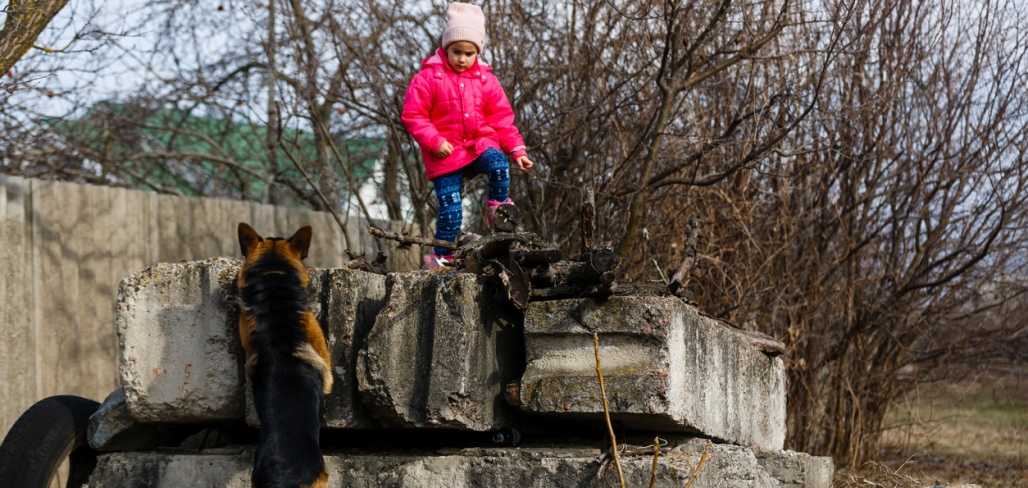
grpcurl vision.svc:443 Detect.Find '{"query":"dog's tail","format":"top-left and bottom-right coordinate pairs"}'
top-left (250, 354), bottom-right (328, 488)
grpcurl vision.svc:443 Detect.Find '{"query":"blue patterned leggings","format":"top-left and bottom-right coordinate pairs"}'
top-left (432, 147), bottom-right (510, 255)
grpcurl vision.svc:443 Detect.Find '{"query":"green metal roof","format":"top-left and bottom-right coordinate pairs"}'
top-left (45, 102), bottom-right (384, 203)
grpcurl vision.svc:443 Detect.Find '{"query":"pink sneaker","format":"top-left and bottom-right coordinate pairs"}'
top-left (487, 198), bottom-right (514, 227)
top-left (423, 253), bottom-right (454, 269)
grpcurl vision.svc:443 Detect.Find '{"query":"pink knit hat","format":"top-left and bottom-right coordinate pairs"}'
top-left (442, 2), bottom-right (486, 52)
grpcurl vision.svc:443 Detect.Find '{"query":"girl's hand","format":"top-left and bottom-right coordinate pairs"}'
top-left (515, 155), bottom-right (534, 172)
top-left (436, 140), bottom-right (454, 158)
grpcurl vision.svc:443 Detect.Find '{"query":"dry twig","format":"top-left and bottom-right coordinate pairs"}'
top-left (593, 333), bottom-right (625, 488)
top-left (0, 74), bottom-right (55, 93)
top-left (280, 146), bottom-right (350, 243)
top-left (368, 226), bottom-right (457, 250)
top-left (683, 440), bottom-right (712, 488)
top-left (648, 436), bottom-right (660, 488)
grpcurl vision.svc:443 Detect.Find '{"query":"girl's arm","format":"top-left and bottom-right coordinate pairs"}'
top-left (482, 76), bottom-right (527, 160)
top-left (402, 74), bottom-right (446, 153)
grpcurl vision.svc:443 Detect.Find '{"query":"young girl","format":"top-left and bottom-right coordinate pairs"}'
top-left (402, 2), bottom-right (533, 269)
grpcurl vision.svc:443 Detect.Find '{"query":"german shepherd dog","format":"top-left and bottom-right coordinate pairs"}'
top-left (237, 223), bottom-right (332, 488)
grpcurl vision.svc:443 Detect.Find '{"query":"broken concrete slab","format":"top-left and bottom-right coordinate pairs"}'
top-left (87, 388), bottom-right (168, 452)
top-left (88, 389), bottom-right (134, 451)
top-left (118, 258), bottom-right (244, 423)
top-left (518, 296), bottom-right (787, 451)
top-left (88, 443), bottom-right (833, 487)
top-left (87, 450), bottom-right (254, 488)
top-left (88, 388), bottom-right (207, 452)
top-left (118, 259), bottom-right (387, 427)
top-left (319, 268), bottom-right (389, 427)
top-left (755, 450), bottom-right (835, 488)
top-left (357, 271), bottom-right (524, 431)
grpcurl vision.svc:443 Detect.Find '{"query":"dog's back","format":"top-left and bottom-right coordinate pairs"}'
top-left (237, 223), bottom-right (331, 488)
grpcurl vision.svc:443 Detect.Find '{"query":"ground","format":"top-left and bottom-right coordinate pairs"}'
top-left (836, 366), bottom-right (1028, 487)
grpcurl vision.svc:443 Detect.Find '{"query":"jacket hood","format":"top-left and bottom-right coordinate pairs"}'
top-left (421, 47), bottom-right (491, 72)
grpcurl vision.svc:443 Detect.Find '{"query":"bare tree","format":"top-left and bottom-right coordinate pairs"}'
top-left (0, 0), bottom-right (69, 75)
top-left (664, 0), bottom-right (1028, 466)
top-left (4, 0), bottom-right (1027, 468)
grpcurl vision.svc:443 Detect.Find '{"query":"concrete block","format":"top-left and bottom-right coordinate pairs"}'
top-left (118, 258), bottom-right (244, 423)
top-left (319, 268), bottom-right (388, 427)
top-left (119, 258), bottom-right (388, 427)
top-left (756, 450), bottom-right (835, 488)
top-left (88, 450), bottom-right (254, 488)
top-left (357, 271), bottom-right (523, 431)
top-left (88, 389), bottom-right (136, 450)
top-left (87, 444), bottom-right (817, 487)
top-left (88, 388), bottom-right (184, 452)
top-left (519, 297), bottom-right (787, 451)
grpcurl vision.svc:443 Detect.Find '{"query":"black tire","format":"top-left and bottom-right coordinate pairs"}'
top-left (0, 395), bottom-right (101, 488)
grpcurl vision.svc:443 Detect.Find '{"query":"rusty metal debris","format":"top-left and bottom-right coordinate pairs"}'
top-left (343, 250), bottom-right (389, 275)
top-left (367, 203), bottom-right (623, 309)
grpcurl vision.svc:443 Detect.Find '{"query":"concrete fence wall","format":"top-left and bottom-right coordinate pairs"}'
top-left (0, 175), bottom-right (419, 439)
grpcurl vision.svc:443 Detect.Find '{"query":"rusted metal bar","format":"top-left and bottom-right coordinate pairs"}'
top-left (529, 256), bottom-right (619, 288)
top-left (511, 249), bottom-right (563, 267)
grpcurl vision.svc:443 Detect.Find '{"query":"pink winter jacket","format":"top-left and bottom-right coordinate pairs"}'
top-left (402, 48), bottom-right (527, 181)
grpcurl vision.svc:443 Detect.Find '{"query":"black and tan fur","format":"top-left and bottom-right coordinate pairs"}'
top-left (237, 223), bottom-right (332, 488)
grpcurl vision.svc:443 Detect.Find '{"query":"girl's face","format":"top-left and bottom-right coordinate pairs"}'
top-left (446, 41), bottom-right (479, 73)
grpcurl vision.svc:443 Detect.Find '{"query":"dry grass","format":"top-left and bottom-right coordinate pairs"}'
top-left (834, 461), bottom-right (923, 488)
top-left (837, 369), bottom-right (1028, 487)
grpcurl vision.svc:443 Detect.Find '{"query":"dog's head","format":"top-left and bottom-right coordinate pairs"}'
top-left (237, 222), bottom-right (312, 286)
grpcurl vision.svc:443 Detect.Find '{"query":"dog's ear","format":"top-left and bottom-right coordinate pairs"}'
top-left (288, 225), bottom-right (313, 260)
top-left (238, 222), bottom-right (263, 257)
